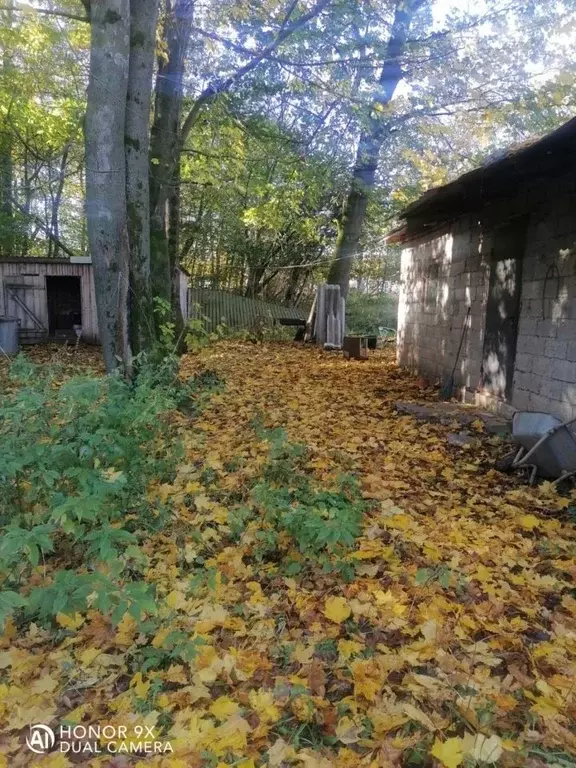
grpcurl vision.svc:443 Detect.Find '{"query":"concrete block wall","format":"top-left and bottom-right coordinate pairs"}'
top-left (398, 170), bottom-right (576, 418)
top-left (397, 215), bottom-right (490, 391)
top-left (510, 175), bottom-right (576, 419)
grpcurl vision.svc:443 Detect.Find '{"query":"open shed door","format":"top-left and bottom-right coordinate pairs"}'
top-left (4, 283), bottom-right (48, 343)
top-left (480, 219), bottom-right (526, 401)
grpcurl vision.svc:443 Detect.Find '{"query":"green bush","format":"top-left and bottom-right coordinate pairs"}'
top-left (230, 429), bottom-right (366, 579)
top-left (0, 354), bottom-right (205, 629)
top-left (345, 290), bottom-right (398, 336)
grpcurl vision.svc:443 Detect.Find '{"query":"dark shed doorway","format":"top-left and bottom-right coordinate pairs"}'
top-left (46, 276), bottom-right (82, 338)
top-left (480, 218), bottom-right (526, 401)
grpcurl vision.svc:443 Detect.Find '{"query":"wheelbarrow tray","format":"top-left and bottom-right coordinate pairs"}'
top-left (512, 411), bottom-right (576, 478)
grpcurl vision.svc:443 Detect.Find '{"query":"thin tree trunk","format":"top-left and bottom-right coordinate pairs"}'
top-left (21, 143), bottom-right (30, 256)
top-left (0, 9), bottom-right (14, 257)
top-left (51, 142), bottom-right (70, 258)
top-left (245, 264), bottom-right (266, 298)
top-left (80, 165), bottom-right (86, 255)
top-left (169, 165), bottom-right (186, 333)
top-left (327, 0), bottom-right (424, 297)
top-left (149, 0), bottom-right (194, 307)
top-left (85, 0), bottom-right (131, 373)
top-left (125, 0), bottom-right (159, 354)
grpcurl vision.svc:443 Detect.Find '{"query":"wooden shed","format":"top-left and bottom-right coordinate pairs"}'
top-left (0, 257), bottom-right (99, 344)
top-left (0, 257), bottom-right (190, 345)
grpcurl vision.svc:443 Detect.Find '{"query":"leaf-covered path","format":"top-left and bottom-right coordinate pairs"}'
top-left (172, 342), bottom-right (576, 767)
top-left (3, 342), bottom-right (576, 767)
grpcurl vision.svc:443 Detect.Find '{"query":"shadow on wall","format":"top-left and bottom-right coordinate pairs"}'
top-left (399, 201), bottom-right (576, 418)
top-left (398, 216), bottom-right (490, 394)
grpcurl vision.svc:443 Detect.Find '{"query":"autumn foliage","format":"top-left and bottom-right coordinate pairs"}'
top-left (0, 342), bottom-right (575, 767)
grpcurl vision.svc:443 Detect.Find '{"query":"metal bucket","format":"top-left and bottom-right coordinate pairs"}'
top-left (0, 317), bottom-right (20, 356)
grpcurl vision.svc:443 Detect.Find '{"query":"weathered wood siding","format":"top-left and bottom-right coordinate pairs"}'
top-left (0, 260), bottom-right (99, 344)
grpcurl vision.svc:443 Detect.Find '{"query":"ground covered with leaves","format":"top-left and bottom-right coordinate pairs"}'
top-left (1, 342), bottom-right (576, 767)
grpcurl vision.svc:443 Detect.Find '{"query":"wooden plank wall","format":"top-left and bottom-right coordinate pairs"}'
top-left (0, 261), bottom-right (99, 343)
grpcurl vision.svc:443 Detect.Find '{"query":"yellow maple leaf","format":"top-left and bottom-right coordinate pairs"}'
top-left (462, 732), bottom-right (503, 763)
top-left (31, 755), bottom-right (71, 768)
top-left (115, 613), bottom-right (137, 646)
top-left (56, 612), bottom-right (84, 631)
top-left (164, 663), bottom-right (188, 684)
top-left (338, 638), bottom-right (364, 660)
top-left (431, 737), bottom-right (464, 767)
top-left (210, 695), bottom-right (241, 721)
top-left (518, 514), bottom-right (540, 530)
top-left (268, 737), bottom-right (297, 766)
top-left (323, 596), bottom-right (351, 623)
top-left (336, 716), bottom-right (363, 745)
top-left (402, 702), bottom-right (436, 731)
top-left (291, 643), bottom-right (315, 664)
top-left (130, 672), bottom-right (151, 699)
top-left (156, 693), bottom-right (171, 709)
top-left (350, 659), bottom-right (381, 702)
top-left (249, 688), bottom-right (280, 723)
top-left (78, 647), bottom-right (101, 667)
top-left (291, 695), bottom-right (314, 722)
top-left (166, 589), bottom-right (187, 610)
top-left (63, 704), bottom-right (86, 724)
top-left (30, 676), bottom-right (59, 694)
top-left (206, 715), bottom-right (250, 754)
top-left (151, 626), bottom-right (171, 649)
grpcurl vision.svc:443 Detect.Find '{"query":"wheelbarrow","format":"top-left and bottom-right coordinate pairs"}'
top-left (508, 411), bottom-right (576, 485)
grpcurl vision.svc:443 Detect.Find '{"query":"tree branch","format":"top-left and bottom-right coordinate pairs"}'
top-left (9, 195), bottom-right (80, 259)
top-left (180, 0), bottom-right (333, 146)
top-left (0, 2), bottom-right (89, 22)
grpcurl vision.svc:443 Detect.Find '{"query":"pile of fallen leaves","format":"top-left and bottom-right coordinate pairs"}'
top-left (1, 341), bottom-right (575, 767)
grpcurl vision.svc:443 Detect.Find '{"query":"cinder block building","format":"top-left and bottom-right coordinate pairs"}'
top-left (389, 117), bottom-right (576, 419)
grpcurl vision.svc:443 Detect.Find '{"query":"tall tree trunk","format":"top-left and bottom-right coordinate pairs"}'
top-left (149, 0), bottom-right (194, 309)
top-left (50, 142), bottom-right (70, 258)
top-left (151, 0), bottom-right (329, 317)
top-left (21, 143), bottom-right (30, 256)
top-left (327, 0), bottom-right (424, 297)
top-left (0, 9), bottom-right (14, 257)
top-left (168, 163), bottom-right (186, 339)
top-left (285, 264), bottom-right (302, 304)
top-left (125, 0), bottom-right (159, 355)
top-left (0, 134), bottom-right (13, 257)
top-left (80, 165), bottom-right (87, 255)
top-left (85, 0), bottom-right (131, 373)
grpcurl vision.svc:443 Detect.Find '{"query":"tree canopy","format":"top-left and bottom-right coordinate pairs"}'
top-left (1, 0), bottom-right (575, 365)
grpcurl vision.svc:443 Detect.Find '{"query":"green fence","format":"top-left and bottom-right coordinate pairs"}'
top-left (189, 289), bottom-right (307, 331)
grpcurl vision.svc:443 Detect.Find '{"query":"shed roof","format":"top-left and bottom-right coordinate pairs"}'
top-left (0, 257), bottom-right (73, 264)
top-left (387, 117), bottom-right (576, 244)
top-left (0, 256), bottom-right (189, 274)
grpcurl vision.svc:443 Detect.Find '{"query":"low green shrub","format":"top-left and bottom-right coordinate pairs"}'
top-left (345, 290), bottom-right (398, 336)
top-left (0, 353), bottom-right (213, 629)
top-left (229, 428), bottom-right (366, 579)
